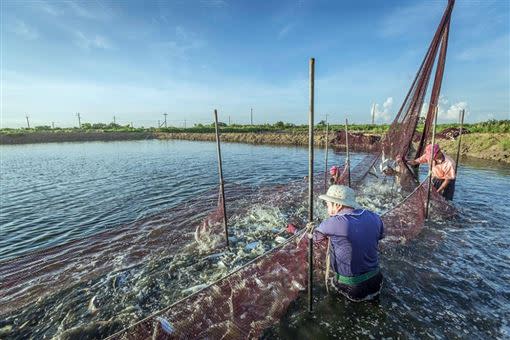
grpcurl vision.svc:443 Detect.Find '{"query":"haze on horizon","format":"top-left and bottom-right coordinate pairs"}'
top-left (1, 0), bottom-right (509, 128)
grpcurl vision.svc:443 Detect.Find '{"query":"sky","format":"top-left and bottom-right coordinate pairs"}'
top-left (1, 0), bottom-right (509, 128)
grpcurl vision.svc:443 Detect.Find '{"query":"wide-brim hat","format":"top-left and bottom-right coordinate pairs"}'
top-left (319, 185), bottom-right (361, 209)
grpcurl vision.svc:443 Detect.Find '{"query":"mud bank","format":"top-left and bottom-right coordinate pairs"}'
top-left (1, 131), bottom-right (508, 163)
top-left (154, 131), bottom-right (380, 152)
top-left (0, 131), bottom-right (153, 144)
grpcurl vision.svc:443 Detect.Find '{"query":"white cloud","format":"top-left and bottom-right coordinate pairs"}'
top-left (10, 20), bottom-right (39, 40)
top-left (199, 0), bottom-right (228, 8)
top-left (74, 31), bottom-right (112, 50)
top-left (373, 97), bottom-right (393, 122)
top-left (457, 34), bottom-right (510, 61)
top-left (152, 26), bottom-right (205, 59)
top-left (422, 97), bottom-right (469, 121)
top-left (277, 23), bottom-right (294, 39)
top-left (379, 1), bottom-right (443, 38)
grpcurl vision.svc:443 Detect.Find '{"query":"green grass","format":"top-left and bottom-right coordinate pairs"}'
top-left (1, 119), bottom-right (509, 135)
top-left (501, 138), bottom-right (510, 151)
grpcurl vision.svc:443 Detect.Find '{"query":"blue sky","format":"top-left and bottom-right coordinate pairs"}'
top-left (2, 0), bottom-right (509, 128)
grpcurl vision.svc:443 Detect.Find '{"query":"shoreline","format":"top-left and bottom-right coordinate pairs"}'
top-left (1, 131), bottom-right (508, 164)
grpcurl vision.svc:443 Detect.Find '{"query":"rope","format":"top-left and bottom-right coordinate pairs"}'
top-left (325, 238), bottom-right (331, 293)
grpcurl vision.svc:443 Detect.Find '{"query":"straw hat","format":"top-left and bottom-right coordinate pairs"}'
top-left (319, 185), bottom-right (360, 209)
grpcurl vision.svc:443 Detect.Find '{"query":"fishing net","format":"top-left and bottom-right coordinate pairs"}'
top-left (3, 2), bottom-right (458, 339)
top-left (107, 2), bottom-right (458, 338)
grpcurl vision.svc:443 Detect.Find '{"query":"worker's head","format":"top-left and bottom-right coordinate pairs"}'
top-left (319, 185), bottom-right (360, 216)
top-left (329, 165), bottom-right (339, 176)
top-left (425, 143), bottom-right (444, 162)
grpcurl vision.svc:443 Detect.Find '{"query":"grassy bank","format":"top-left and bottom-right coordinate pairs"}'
top-left (1, 120), bottom-right (509, 163)
top-left (438, 133), bottom-right (510, 163)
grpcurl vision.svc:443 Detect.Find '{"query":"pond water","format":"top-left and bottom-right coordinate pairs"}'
top-left (0, 140), bottom-right (509, 339)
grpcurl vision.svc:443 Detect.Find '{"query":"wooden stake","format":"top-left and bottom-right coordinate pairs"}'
top-left (308, 58), bottom-right (315, 313)
top-left (345, 118), bottom-right (351, 188)
top-left (454, 109), bottom-right (465, 175)
top-left (324, 122), bottom-right (329, 191)
top-left (425, 107), bottom-right (438, 219)
top-left (214, 109), bottom-right (230, 249)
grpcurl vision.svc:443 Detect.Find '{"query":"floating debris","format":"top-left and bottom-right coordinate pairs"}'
top-left (156, 317), bottom-right (175, 335)
top-left (87, 296), bottom-right (98, 315)
top-left (245, 241), bottom-right (260, 251)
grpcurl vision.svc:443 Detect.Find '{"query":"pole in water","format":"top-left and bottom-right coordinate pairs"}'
top-left (425, 107), bottom-right (438, 219)
top-left (454, 109), bottom-right (465, 175)
top-left (345, 118), bottom-right (351, 188)
top-left (307, 57), bottom-right (315, 313)
top-left (324, 122), bottom-right (329, 191)
top-left (214, 109), bottom-right (230, 249)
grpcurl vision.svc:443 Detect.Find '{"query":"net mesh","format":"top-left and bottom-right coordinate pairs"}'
top-left (108, 1), bottom-right (457, 338)
top-left (2, 2), bottom-right (458, 339)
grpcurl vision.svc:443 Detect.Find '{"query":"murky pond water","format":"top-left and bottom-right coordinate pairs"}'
top-left (1, 140), bottom-right (509, 339)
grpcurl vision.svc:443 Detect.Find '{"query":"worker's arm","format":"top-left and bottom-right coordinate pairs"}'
top-left (436, 178), bottom-right (450, 193)
top-left (407, 154), bottom-right (428, 166)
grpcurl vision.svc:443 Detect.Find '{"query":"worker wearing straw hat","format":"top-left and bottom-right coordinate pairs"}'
top-left (314, 185), bottom-right (384, 302)
top-left (407, 143), bottom-right (456, 200)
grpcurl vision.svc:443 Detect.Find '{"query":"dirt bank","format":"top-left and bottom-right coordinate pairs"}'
top-left (437, 133), bottom-right (509, 163)
top-left (156, 131), bottom-right (509, 163)
top-left (0, 131), bottom-right (154, 144)
top-left (154, 131), bottom-right (379, 152)
top-left (2, 130), bottom-right (508, 164)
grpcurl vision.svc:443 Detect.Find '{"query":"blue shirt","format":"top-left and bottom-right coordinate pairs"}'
top-left (314, 209), bottom-right (384, 277)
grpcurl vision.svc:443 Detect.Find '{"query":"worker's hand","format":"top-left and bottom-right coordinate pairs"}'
top-left (286, 223), bottom-right (297, 234)
top-left (305, 222), bottom-right (315, 240)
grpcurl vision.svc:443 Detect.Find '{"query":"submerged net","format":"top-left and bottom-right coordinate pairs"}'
top-left (108, 2), bottom-right (457, 338)
top-left (3, 2), bottom-right (459, 339)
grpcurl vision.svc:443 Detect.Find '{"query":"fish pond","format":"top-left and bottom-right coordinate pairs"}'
top-left (0, 140), bottom-right (509, 339)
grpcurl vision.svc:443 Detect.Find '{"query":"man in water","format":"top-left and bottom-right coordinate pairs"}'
top-left (407, 143), bottom-right (456, 200)
top-left (314, 185), bottom-right (384, 302)
top-left (329, 165), bottom-right (342, 185)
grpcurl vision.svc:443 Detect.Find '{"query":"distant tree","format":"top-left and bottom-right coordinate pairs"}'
top-left (92, 123), bottom-right (108, 129)
top-left (34, 125), bottom-right (51, 130)
top-left (105, 123), bottom-right (120, 129)
top-left (274, 121), bottom-right (285, 129)
top-left (317, 120), bottom-right (326, 127)
top-left (81, 123), bottom-right (92, 129)
top-left (210, 122), bottom-right (227, 127)
top-left (418, 116), bottom-right (426, 125)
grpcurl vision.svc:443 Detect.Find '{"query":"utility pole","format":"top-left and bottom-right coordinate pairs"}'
top-left (371, 103), bottom-right (376, 125)
top-left (163, 113), bottom-right (168, 128)
top-left (52, 121), bottom-right (55, 129)
top-left (113, 115), bottom-right (116, 125)
top-left (250, 108), bottom-right (253, 125)
top-left (184, 120), bottom-right (187, 128)
top-left (76, 112), bottom-right (81, 128)
top-left (228, 115), bottom-right (231, 125)
top-left (25, 114), bottom-right (30, 129)
top-left (158, 120), bottom-right (160, 128)
top-left (130, 122), bottom-right (133, 128)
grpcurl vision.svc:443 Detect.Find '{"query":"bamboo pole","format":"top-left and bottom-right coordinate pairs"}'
top-left (214, 109), bottom-right (230, 249)
top-left (454, 109), bottom-right (465, 175)
top-left (324, 122), bottom-right (329, 191)
top-left (345, 119), bottom-right (351, 188)
top-left (425, 107), bottom-right (438, 219)
top-left (307, 58), bottom-right (315, 313)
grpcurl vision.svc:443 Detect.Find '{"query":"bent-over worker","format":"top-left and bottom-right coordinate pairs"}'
top-left (314, 185), bottom-right (384, 302)
top-left (407, 143), bottom-right (456, 200)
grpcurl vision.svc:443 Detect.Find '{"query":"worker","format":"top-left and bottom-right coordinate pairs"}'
top-left (314, 185), bottom-right (384, 302)
top-left (407, 143), bottom-right (456, 200)
top-left (329, 165), bottom-right (342, 185)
